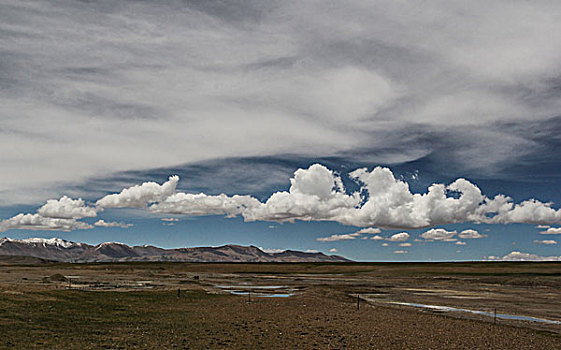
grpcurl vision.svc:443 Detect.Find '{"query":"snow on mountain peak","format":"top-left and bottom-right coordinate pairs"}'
top-left (0, 237), bottom-right (79, 248)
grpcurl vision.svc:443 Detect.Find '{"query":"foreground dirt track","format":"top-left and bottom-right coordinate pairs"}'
top-left (0, 262), bottom-right (560, 349)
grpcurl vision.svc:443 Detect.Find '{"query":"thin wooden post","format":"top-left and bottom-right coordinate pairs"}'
top-left (357, 294), bottom-right (360, 311)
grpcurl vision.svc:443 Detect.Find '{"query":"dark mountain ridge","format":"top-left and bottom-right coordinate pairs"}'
top-left (0, 237), bottom-right (352, 263)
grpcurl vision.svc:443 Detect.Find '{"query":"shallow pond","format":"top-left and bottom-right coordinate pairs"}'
top-left (215, 284), bottom-right (295, 298)
top-left (390, 301), bottom-right (561, 325)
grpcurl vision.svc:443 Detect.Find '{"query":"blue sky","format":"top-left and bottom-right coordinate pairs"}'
top-left (1, 0), bottom-right (561, 261)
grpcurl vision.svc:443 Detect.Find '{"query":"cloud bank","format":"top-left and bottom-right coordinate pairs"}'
top-left (144, 164), bottom-right (561, 229)
top-left (3, 164), bottom-right (561, 232)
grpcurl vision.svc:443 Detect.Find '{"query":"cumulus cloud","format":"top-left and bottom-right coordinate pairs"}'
top-left (356, 227), bottom-right (381, 234)
top-left (386, 232), bottom-right (410, 242)
top-left (534, 240), bottom-right (557, 245)
top-left (161, 218), bottom-right (179, 222)
top-left (456, 241), bottom-right (467, 246)
top-left (240, 165), bottom-right (561, 228)
top-left (96, 176), bottom-right (179, 208)
top-left (371, 235), bottom-right (384, 240)
top-left (393, 250), bottom-right (408, 254)
top-left (94, 220), bottom-right (133, 229)
top-left (381, 243), bottom-right (389, 247)
top-left (487, 251), bottom-right (561, 261)
top-left (458, 229), bottom-right (486, 239)
top-left (329, 248), bottom-right (338, 253)
top-left (242, 164), bottom-right (360, 223)
top-left (150, 192), bottom-right (260, 217)
top-left (540, 227), bottom-right (561, 235)
top-left (37, 196), bottom-right (98, 219)
top-left (317, 233), bottom-right (361, 242)
top-left (0, 213), bottom-right (92, 232)
top-left (132, 162), bottom-right (554, 229)
top-left (398, 242), bottom-right (412, 247)
top-left (3, 163), bottom-right (561, 233)
top-left (0, 195), bottom-right (97, 232)
top-left (420, 228), bottom-right (457, 242)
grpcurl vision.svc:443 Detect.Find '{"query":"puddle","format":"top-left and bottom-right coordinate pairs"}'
top-left (229, 291), bottom-right (293, 298)
top-left (390, 302), bottom-right (561, 325)
top-left (215, 285), bottom-right (287, 290)
top-left (215, 284), bottom-right (295, 298)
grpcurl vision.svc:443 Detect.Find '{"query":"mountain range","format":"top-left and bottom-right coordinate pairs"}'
top-left (0, 237), bottom-right (352, 263)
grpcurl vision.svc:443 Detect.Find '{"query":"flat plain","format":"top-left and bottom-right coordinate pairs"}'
top-left (0, 261), bottom-right (560, 349)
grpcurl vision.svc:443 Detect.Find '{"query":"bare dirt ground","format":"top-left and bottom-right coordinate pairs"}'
top-left (0, 261), bottom-right (559, 349)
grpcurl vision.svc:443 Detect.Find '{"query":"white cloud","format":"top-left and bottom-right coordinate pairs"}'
top-left (0, 213), bottom-right (92, 232)
top-left (398, 242), bottom-right (412, 247)
top-left (381, 243), bottom-right (389, 247)
top-left (540, 227), bottom-right (561, 235)
top-left (458, 229), bottom-right (486, 239)
top-left (487, 251), bottom-right (561, 261)
top-left (0, 196), bottom-right (97, 232)
top-left (356, 227), bottom-right (381, 234)
top-left (150, 192), bottom-right (260, 217)
top-left (537, 225), bottom-right (550, 229)
top-left (161, 218), bottom-right (179, 222)
top-left (534, 240), bottom-right (557, 245)
top-left (371, 235), bottom-right (384, 240)
top-left (37, 196), bottom-right (98, 219)
top-left (242, 164), bottom-right (360, 223)
top-left (420, 228), bottom-right (457, 242)
top-left (305, 249), bottom-right (319, 253)
top-left (242, 165), bottom-right (561, 228)
top-left (456, 241), bottom-right (466, 246)
top-left (393, 250), bottom-right (408, 254)
top-left (329, 248), bottom-right (338, 253)
top-left (259, 247), bottom-right (286, 254)
top-left (94, 219), bottom-right (133, 229)
top-left (317, 233), bottom-right (361, 242)
top-left (386, 232), bottom-right (410, 242)
top-left (96, 176), bottom-right (179, 208)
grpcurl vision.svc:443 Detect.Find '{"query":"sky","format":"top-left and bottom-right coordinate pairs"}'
top-left (1, 0), bottom-right (561, 261)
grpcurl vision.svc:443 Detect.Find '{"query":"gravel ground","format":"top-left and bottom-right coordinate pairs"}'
top-left (181, 288), bottom-right (561, 349)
